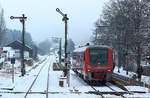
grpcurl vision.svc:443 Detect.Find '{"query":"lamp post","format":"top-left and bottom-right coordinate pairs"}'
top-left (10, 14), bottom-right (27, 76)
top-left (56, 8), bottom-right (70, 87)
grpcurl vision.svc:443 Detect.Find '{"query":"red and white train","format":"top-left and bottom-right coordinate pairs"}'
top-left (72, 45), bottom-right (114, 83)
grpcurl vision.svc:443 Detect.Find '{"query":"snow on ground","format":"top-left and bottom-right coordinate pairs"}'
top-left (106, 83), bottom-right (124, 92)
top-left (0, 55), bottom-right (103, 98)
top-left (114, 66), bottom-right (150, 85)
top-left (0, 54), bottom-right (150, 98)
top-left (114, 67), bottom-right (135, 78)
top-left (0, 72), bottom-right (13, 89)
top-left (125, 93), bottom-right (150, 98)
top-left (125, 86), bottom-right (149, 92)
top-left (0, 55), bottom-right (47, 90)
top-left (69, 71), bottom-right (94, 92)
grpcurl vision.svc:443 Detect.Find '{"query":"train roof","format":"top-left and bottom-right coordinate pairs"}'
top-left (73, 45), bottom-right (111, 53)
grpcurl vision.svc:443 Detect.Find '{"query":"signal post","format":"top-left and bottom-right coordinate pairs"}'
top-left (56, 8), bottom-right (70, 87)
top-left (10, 14), bottom-right (27, 76)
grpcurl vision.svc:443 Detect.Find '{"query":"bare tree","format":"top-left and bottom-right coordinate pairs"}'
top-left (92, 0), bottom-right (150, 71)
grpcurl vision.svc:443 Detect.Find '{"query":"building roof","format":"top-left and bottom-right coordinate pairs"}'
top-left (6, 40), bottom-right (32, 51)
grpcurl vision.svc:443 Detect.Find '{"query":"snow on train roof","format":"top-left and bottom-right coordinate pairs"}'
top-left (74, 45), bottom-right (111, 52)
top-left (74, 46), bottom-right (87, 52)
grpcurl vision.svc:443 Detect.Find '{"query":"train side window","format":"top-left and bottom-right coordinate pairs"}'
top-left (73, 55), bottom-right (76, 59)
top-left (72, 53), bottom-right (77, 59)
top-left (83, 53), bottom-right (85, 61)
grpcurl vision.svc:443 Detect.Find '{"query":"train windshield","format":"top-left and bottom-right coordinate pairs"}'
top-left (89, 48), bottom-right (108, 65)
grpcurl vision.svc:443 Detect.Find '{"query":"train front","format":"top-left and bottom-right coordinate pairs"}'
top-left (84, 46), bottom-right (113, 82)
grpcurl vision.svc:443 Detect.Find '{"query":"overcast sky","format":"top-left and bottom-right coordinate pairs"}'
top-left (1, 0), bottom-right (107, 46)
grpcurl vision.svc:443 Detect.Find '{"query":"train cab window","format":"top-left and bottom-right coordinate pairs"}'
top-left (89, 48), bottom-right (108, 65)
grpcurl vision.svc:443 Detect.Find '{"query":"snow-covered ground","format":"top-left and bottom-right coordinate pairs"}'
top-left (114, 66), bottom-right (150, 85)
top-left (0, 55), bottom-right (47, 89)
top-left (0, 54), bottom-right (150, 98)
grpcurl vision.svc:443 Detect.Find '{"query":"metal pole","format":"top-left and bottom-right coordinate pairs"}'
top-left (64, 14), bottom-right (70, 87)
top-left (137, 42), bottom-right (142, 81)
top-left (95, 28), bottom-right (98, 45)
top-left (126, 43), bottom-right (128, 75)
top-left (59, 38), bottom-right (62, 64)
top-left (12, 64), bottom-right (14, 83)
top-left (10, 14), bottom-right (27, 76)
top-left (21, 14), bottom-right (26, 76)
top-left (125, 32), bottom-right (128, 75)
top-left (65, 17), bottom-right (70, 87)
top-left (56, 8), bottom-right (69, 87)
top-left (64, 15), bottom-right (68, 76)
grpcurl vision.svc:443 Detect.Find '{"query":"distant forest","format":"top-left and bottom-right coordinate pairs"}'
top-left (1, 29), bottom-right (33, 47)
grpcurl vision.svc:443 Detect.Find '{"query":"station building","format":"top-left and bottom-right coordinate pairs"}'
top-left (6, 40), bottom-right (33, 58)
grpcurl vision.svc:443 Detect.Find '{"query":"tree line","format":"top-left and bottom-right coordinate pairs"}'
top-left (92, 0), bottom-right (150, 72)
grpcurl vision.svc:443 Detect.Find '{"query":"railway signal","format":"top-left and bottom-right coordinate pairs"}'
top-left (10, 14), bottom-right (27, 76)
top-left (56, 8), bottom-right (70, 87)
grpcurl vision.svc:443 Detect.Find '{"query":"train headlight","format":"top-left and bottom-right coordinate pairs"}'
top-left (87, 69), bottom-right (91, 72)
top-left (107, 70), bottom-right (111, 72)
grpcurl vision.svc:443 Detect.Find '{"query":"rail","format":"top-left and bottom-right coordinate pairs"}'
top-left (106, 84), bottom-right (127, 98)
top-left (26, 55), bottom-right (48, 73)
top-left (90, 86), bottom-right (105, 98)
top-left (24, 56), bottom-right (50, 98)
top-left (46, 58), bottom-right (52, 98)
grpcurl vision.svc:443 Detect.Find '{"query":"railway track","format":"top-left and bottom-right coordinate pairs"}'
top-left (24, 56), bottom-right (52, 98)
top-left (46, 56), bottom-right (54, 98)
top-left (72, 70), bottom-right (130, 97)
top-left (89, 86), bottom-right (105, 98)
top-left (88, 83), bottom-right (128, 98)
top-left (26, 56), bottom-right (48, 73)
top-left (105, 83), bottom-right (127, 98)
